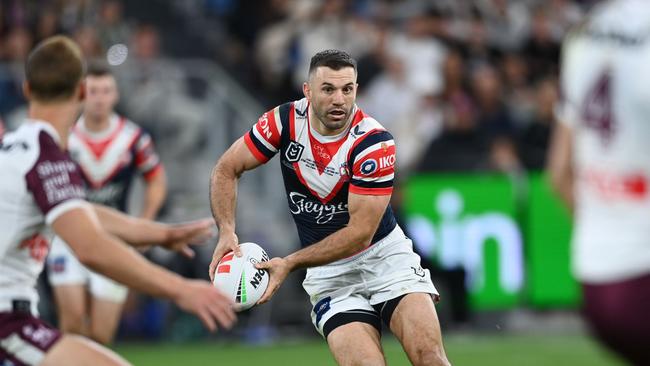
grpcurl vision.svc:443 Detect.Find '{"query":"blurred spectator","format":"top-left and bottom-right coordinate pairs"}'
top-left (73, 25), bottom-right (104, 58)
top-left (523, 6), bottom-right (561, 81)
top-left (500, 52), bottom-right (536, 126)
top-left (96, 0), bottom-right (131, 50)
top-left (291, 0), bottom-right (378, 89)
top-left (518, 77), bottom-right (558, 170)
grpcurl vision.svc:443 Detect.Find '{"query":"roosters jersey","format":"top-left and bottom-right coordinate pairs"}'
top-left (244, 98), bottom-right (397, 247)
top-left (0, 121), bottom-right (86, 313)
top-left (557, 0), bottom-right (650, 282)
top-left (69, 114), bottom-right (162, 210)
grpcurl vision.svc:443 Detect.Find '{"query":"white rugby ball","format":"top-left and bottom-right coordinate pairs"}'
top-left (212, 242), bottom-right (270, 311)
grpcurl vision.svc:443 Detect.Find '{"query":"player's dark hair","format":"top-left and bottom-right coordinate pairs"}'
top-left (86, 61), bottom-right (113, 77)
top-left (308, 50), bottom-right (357, 76)
top-left (25, 35), bottom-right (85, 102)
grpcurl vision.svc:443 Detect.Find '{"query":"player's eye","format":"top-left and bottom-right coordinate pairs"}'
top-left (322, 87), bottom-right (334, 93)
top-left (343, 86), bottom-right (353, 94)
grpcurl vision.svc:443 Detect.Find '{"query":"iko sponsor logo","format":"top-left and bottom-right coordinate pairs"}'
top-left (288, 192), bottom-right (348, 224)
top-left (379, 154), bottom-right (395, 169)
top-left (285, 141), bottom-right (304, 162)
top-left (360, 159), bottom-right (378, 175)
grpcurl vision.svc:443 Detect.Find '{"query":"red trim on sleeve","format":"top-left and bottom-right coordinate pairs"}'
top-left (349, 185), bottom-right (393, 196)
top-left (244, 133), bottom-right (271, 163)
top-left (143, 164), bottom-right (164, 182)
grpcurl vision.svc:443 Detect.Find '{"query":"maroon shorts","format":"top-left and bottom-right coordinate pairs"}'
top-left (582, 273), bottom-right (650, 366)
top-left (0, 312), bottom-right (62, 366)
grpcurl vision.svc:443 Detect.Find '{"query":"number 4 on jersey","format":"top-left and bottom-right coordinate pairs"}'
top-left (582, 71), bottom-right (615, 145)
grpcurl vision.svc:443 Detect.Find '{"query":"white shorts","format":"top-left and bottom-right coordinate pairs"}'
top-left (302, 225), bottom-right (438, 337)
top-left (47, 236), bottom-right (129, 303)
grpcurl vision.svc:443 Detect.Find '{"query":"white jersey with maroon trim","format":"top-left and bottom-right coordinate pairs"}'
top-left (70, 114), bottom-right (162, 210)
top-left (0, 121), bottom-right (86, 312)
top-left (557, 0), bottom-right (650, 283)
top-left (244, 98), bottom-right (398, 247)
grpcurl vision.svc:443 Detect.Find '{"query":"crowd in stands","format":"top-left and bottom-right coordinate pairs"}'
top-left (0, 0), bottom-right (593, 176)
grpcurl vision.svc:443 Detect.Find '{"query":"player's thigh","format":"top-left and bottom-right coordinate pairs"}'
top-left (41, 335), bottom-right (130, 366)
top-left (89, 297), bottom-right (125, 345)
top-left (389, 293), bottom-right (449, 366)
top-left (327, 322), bottom-right (385, 366)
top-left (51, 285), bottom-right (88, 333)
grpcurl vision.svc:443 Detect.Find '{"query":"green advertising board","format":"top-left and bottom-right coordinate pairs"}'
top-left (403, 173), bottom-right (579, 310)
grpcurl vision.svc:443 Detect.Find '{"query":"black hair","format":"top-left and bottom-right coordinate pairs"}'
top-left (308, 49), bottom-right (357, 76)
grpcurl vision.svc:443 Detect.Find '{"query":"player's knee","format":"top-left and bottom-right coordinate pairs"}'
top-left (59, 311), bottom-right (86, 334)
top-left (410, 345), bottom-right (450, 366)
top-left (89, 325), bottom-right (115, 345)
top-left (344, 357), bottom-right (385, 366)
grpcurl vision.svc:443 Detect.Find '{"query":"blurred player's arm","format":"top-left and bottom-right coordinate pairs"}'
top-left (92, 203), bottom-right (211, 257)
top-left (208, 136), bottom-right (263, 278)
top-left (256, 192), bottom-right (391, 304)
top-left (52, 204), bottom-right (236, 331)
top-left (547, 121), bottom-right (575, 212)
top-left (140, 166), bottom-right (167, 220)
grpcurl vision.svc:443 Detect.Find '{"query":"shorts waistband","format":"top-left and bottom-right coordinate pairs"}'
top-left (0, 299), bottom-right (33, 314)
top-left (326, 225), bottom-right (407, 266)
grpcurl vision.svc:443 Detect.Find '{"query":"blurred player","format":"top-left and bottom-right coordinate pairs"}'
top-left (209, 50), bottom-right (450, 366)
top-left (548, 1), bottom-right (650, 364)
top-left (0, 36), bottom-right (236, 366)
top-left (46, 62), bottom-right (167, 345)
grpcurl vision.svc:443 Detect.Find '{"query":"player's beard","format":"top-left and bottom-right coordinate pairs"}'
top-left (314, 104), bottom-right (354, 133)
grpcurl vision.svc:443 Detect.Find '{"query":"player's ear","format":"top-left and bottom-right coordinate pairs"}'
top-left (22, 81), bottom-right (31, 100)
top-left (302, 81), bottom-right (311, 101)
top-left (77, 80), bottom-right (86, 101)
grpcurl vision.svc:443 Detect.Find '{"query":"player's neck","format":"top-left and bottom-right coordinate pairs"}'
top-left (28, 101), bottom-right (79, 149)
top-left (83, 113), bottom-right (112, 133)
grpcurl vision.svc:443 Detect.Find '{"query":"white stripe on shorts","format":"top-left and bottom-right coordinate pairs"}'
top-left (0, 333), bottom-right (45, 365)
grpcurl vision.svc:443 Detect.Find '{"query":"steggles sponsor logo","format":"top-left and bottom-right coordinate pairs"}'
top-left (289, 192), bottom-right (348, 224)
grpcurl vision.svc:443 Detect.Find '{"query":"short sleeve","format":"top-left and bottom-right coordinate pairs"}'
top-left (243, 106), bottom-right (283, 164)
top-left (25, 131), bottom-right (87, 224)
top-left (134, 130), bottom-right (163, 181)
top-left (348, 130), bottom-right (396, 196)
top-left (556, 33), bottom-right (581, 128)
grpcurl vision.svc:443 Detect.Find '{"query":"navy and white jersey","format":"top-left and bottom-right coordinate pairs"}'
top-left (0, 121), bottom-right (86, 312)
top-left (244, 98), bottom-right (397, 247)
top-left (69, 114), bottom-right (162, 210)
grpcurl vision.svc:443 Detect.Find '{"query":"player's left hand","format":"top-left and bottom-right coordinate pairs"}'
top-left (161, 218), bottom-right (215, 258)
top-left (255, 257), bottom-right (291, 304)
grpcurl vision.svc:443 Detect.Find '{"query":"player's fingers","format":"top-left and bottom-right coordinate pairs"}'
top-left (209, 301), bottom-right (236, 329)
top-left (179, 245), bottom-right (195, 258)
top-left (233, 244), bottom-right (243, 257)
top-left (257, 282), bottom-right (278, 305)
top-left (197, 308), bottom-right (217, 332)
top-left (209, 259), bottom-right (219, 282)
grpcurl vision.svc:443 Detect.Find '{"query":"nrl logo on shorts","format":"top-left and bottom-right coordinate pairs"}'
top-left (285, 141), bottom-right (304, 162)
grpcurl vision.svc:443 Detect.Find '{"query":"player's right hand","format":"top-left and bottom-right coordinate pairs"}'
top-left (174, 279), bottom-right (237, 332)
top-left (209, 231), bottom-right (242, 282)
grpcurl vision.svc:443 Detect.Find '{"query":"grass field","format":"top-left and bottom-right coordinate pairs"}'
top-left (115, 333), bottom-right (624, 366)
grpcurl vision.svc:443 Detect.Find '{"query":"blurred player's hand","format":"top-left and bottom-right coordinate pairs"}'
top-left (254, 257), bottom-right (291, 305)
top-left (209, 231), bottom-right (242, 282)
top-left (161, 219), bottom-right (214, 258)
top-left (174, 279), bottom-right (237, 332)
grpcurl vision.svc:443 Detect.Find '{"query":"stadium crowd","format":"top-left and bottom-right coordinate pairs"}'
top-left (1, 0), bottom-right (592, 174)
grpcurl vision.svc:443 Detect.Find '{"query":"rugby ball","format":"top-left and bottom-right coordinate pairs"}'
top-left (212, 242), bottom-right (270, 311)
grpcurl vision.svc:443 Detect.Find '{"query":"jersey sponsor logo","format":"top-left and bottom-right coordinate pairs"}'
top-left (258, 113), bottom-right (273, 140)
top-left (86, 184), bottom-right (123, 205)
top-left (360, 159), bottom-right (378, 176)
top-left (286, 141), bottom-right (304, 162)
top-left (288, 192), bottom-right (348, 224)
top-left (379, 154), bottom-right (395, 169)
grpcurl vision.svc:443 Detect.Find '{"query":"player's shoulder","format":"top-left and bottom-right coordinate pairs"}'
top-left (1, 121), bottom-right (67, 174)
top-left (349, 108), bottom-right (392, 142)
top-left (119, 115), bottom-right (144, 136)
